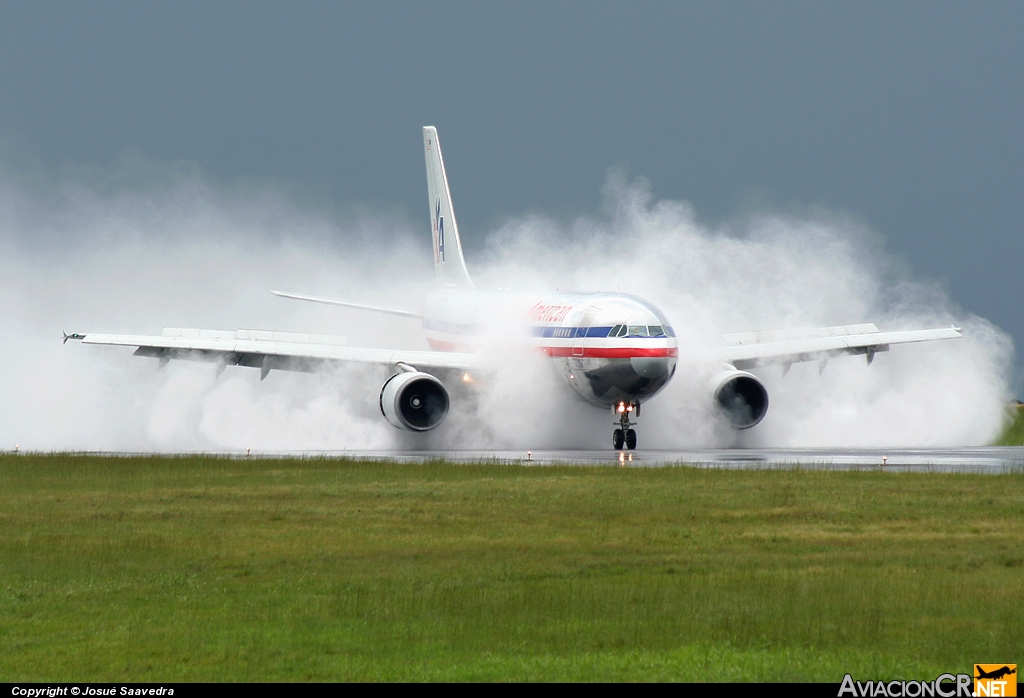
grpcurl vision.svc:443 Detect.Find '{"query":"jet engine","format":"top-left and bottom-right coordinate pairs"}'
top-left (379, 371), bottom-right (450, 431)
top-left (709, 369), bottom-right (769, 429)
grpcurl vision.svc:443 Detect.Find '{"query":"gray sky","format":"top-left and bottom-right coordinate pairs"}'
top-left (2, 1), bottom-right (1021, 392)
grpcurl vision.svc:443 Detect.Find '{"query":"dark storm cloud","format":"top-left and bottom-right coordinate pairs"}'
top-left (0, 1), bottom-right (1020, 391)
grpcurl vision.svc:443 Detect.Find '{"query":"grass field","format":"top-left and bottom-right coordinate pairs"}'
top-left (1, 454), bottom-right (1021, 682)
top-left (997, 404), bottom-right (1024, 445)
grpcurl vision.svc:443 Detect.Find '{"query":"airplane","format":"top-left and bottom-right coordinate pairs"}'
top-left (975, 666), bottom-right (1016, 681)
top-left (65, 127), bottom-right (963, 449)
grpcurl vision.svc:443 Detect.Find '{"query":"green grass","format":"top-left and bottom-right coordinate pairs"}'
top-left (1, 454), bottom-right (1021, 681)
top-left (996, 404), bottom-right (1024, 445)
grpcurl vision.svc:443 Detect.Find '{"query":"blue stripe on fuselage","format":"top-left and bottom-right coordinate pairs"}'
top-left (425, 321), bottom-right (673, 339)
top-left (532, 326), bottom-right (615, 338)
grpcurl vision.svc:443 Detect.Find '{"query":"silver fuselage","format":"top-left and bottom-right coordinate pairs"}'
top-left (421, 288), bottom-right (678, 407)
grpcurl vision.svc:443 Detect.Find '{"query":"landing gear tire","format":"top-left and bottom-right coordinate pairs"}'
top-left (613, 428), bottom-right (624, 450)
top-left (625, 428), bottom-right (637, 450)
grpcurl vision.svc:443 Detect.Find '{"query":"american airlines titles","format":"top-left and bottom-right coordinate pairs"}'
top-left (528, 303), bottom-right (574, 323)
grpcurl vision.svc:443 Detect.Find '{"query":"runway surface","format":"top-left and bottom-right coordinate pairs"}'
top-left (252, 447), bottom-right (1024, 473)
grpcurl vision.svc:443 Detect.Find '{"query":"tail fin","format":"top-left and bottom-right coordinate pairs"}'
top-left (423, 126), bottom-right (473, 288)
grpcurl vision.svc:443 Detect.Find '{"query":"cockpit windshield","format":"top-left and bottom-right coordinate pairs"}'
top-left (607, 324), bottom-right (675, 338)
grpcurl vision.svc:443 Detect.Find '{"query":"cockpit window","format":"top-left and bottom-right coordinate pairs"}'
top-left (609, 324), bottom-right (674, 338)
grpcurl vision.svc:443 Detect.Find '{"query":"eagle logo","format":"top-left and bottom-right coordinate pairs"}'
top-left (433, 197), bottom-right (446, 264)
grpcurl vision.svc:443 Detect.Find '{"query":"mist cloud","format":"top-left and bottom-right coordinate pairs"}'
top-left (0, 160), bottom-right (1013, 451)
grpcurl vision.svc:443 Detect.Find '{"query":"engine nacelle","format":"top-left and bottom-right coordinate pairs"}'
top-left (379, 371), bottom-right (450, 431)
top-left (709, 369), bottom-right (769, 429)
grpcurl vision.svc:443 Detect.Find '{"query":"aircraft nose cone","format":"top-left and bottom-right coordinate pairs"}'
top-left (630, 357), bottom-right (674, 378)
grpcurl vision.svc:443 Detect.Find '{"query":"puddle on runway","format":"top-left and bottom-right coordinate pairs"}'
top-left (190, 447), bottom-right (1024, 473)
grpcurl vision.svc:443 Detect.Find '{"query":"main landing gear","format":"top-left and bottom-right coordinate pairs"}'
top-left (612, 401), bottom-right (639, 450)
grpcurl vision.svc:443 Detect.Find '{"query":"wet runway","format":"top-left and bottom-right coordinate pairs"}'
top-left (286, 447), bottom-right (1024, 473)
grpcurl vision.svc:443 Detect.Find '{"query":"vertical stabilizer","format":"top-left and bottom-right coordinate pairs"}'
top-left (423, 126), bottom-right (473, 288)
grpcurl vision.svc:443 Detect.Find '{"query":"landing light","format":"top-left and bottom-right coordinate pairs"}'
top-left (462, 373), bottom-right (472, 383)
top-left (617, 404), bottom-right (626, 413)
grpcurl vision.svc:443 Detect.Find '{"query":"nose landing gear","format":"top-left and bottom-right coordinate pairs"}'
top-left (612, 428), bottom-right (637, 449)
top-left (612, 401), bottom-right (639, 450)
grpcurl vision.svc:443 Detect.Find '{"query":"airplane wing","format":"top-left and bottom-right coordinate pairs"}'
top-left (708, 323), bottom-right (962, 370)
top-left (72, 327), bottom-right (478, 379)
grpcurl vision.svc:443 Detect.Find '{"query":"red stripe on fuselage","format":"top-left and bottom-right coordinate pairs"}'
top-left (541, 346), bottom-right (678, 358)
top-left (427, 337), bottom-right (678, 359)
top-left (427, 338), bottom-right (465, 352)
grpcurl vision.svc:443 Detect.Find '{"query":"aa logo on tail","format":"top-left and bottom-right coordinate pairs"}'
top-left (433, 198), bottom-right (446, 264)
top-left (975, 664), bottom-right (1017, 697)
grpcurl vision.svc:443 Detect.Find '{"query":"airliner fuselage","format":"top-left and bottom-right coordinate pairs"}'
top-left (421, 288), bottom-right (678, 408)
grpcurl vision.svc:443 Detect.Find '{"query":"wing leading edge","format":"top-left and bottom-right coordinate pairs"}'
top-left (75, 327), bottom-right (477, 380)
top-left (710, 323), bottom-right (962, 370)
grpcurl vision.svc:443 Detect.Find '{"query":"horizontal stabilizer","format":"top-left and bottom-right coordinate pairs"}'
top-left (271, 291), bottom-right (422, 319)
